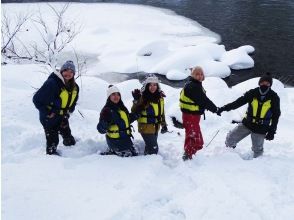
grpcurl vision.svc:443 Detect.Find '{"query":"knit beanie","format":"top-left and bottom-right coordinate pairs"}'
top-left (141, 74), bottom-right (161, 93)
top-left (60, 60), bottom-right (76, 75)
top-left (107, 85), bottom-right (120, 98)
top-left (258, 72), bottom-right (273, 86)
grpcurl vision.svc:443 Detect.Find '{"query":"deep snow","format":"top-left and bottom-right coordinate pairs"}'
top-left (2, 64), bottom-right (294, 220)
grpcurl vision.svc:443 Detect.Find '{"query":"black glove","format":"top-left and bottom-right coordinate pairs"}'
top-left (161, 125), bottom-right (168, 134)
top-left (132, 89), bottom-right (141, 100)
top-left (100, 108), bottom-right (112, 123)
top-left (265, 130), bottom-right (275, 141)
top-left (216, 107), bottom-right (224, 116)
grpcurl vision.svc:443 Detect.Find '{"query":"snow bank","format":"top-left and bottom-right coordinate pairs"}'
top-left (2, 3), bottom-right (254, 80)
top-left (2, 64), bottom-right (294, 220)
top-left (221, 45), bottom-right (255, 70)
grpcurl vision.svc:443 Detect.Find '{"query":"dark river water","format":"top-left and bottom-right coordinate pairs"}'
top-left (4, 0), bottom-right (294, 87)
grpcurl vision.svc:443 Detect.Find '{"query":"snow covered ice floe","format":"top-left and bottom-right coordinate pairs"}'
top-left (3, 3), bottom-right (254, 81)
top-left (2, 63), bottom-right (294, 220)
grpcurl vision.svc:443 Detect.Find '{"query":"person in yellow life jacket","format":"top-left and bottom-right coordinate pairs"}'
top-left (180, 67), bottom-right (220, 160)
top-left (33, 61), bottom-right (79, 155)
top-left (97, 85), bottom-right (139, 157)
top-left (131, 74), bottom-right (167, 155)
top-left (217, 72), bottom-right (281, 158)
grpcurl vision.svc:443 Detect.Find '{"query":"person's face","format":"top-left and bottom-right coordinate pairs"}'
top-left (148, 83), bottom-right (158, 94)
top-left (192, 70), bottom-right (204, 82)
top-left (61, 69), bottom-right (74, 82)
top-left (259, 81), bottom-right (271, 87)
top-left (110, 92), bottom-right (121, 104)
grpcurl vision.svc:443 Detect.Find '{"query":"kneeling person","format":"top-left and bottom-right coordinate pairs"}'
top-left (97, 85), bottom-right (139, 157)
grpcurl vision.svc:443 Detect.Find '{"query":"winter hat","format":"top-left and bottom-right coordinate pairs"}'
top-left (258, 72), bottom-right (273, 86)
top-left (60, 60), bottom-right (76, 75)
top-left (141, 74), bottom-right (161, 93)
top-left (107, 85), bottom-right (120, 98)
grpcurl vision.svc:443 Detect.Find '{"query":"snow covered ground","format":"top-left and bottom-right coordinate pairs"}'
top-left (2, 3), bottom-right (294, 220)
top-left (2, 64), bottom-right (294, 220)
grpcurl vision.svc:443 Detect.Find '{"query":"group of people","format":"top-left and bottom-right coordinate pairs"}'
top-left (33, 60), bottom-right (280, 160)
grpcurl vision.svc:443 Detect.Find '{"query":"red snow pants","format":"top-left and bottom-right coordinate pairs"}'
top-left (183, 113), bottom-right (204, 158)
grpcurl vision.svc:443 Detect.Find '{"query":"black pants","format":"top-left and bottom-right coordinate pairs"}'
top-left (141, 133), bottom-right (159, 155)
top-left (43, 117), bottom-right (73, 149)
top-left (105, 136), bottom-right (137, 157)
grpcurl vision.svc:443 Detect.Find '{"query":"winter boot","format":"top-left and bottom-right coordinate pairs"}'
top-left (182, 151), bottom-right (192, 161)
top-left (46, 144), bottom-right (57, 155)
top-left (253, 150), bottom-right (263, 158)
top-left (63, 135), bottom-right (76, 146)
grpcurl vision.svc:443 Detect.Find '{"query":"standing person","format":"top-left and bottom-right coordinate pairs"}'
top-left (217, 73), bottom-right (281, 158)
top-left (97, 85), bottom-right (139, 157)
top-left (33, 61), bottom-right (79, 155)
top-left (131, 74), bottom-right (168, 155)
top-left (180, 67), bottom-right (219, 160)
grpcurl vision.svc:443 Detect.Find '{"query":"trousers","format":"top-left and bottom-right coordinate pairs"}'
top-left (182, 113), bottom-right (203, 158)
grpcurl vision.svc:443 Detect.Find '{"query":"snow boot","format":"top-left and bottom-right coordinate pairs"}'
top-left (253, 150), bottom-right (263, 158)
top-left (182, 151), bottom-right (191, 161)
top-left (46, 144), bottom-right (57, 155)
top-left (63, 135), bottom-right (76, 146)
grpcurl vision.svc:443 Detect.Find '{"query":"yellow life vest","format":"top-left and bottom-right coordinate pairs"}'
top-left (245, 98), bottom-right (272, 124)
top-left (179, 89), bottom-right (200, 112)
top-left (107, 109), bottom-right (131, 139)
top-left (138, 98), bottom-right (164, 124)
top-left (47, 87), bottom-right (78, 115)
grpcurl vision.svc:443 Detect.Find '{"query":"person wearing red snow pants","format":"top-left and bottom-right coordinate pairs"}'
top-left (179, 66), bottom-right (220, 160)
top-left (183, 113), bottom-right (203, 158)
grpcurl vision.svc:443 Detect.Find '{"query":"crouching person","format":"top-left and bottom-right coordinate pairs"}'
top-left (33, 61), bottom-right (79, 155)
top-left (97, 85), bottom-right (139, 157)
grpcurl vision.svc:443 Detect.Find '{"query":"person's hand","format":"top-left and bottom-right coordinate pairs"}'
top-left (265, 130), bottom-right (275, 141)
top-left (47, 112), bottom-right (56, 118)
top-left (216, 107), bottom-right (224, 116)
top-left (161, 125), bottom-right (168, 134)
top-left (132, 89), bottom-right (141, 100)
top-left (100, 108), bottom-right (112, 123)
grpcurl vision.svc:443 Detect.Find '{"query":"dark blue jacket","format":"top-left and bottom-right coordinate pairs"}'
top-left (97, 100), bottom-right (139, 137)
top-left (97, 99), bottom-right (139, 152)
top-left (33, 72), bottom-right (79, 125)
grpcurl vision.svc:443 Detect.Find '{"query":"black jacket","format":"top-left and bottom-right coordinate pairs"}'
top-left (33, 72), bottom-right (79, 123)
top-left (181, 77), bottom-right (217, 114)
top-left (223, 87), bottom-right (281, 134)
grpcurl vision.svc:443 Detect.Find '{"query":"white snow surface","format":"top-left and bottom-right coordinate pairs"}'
top-left (2, 64), bottom-right (294, 220)
top-left (2, 3), bottom-right (254, 80)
